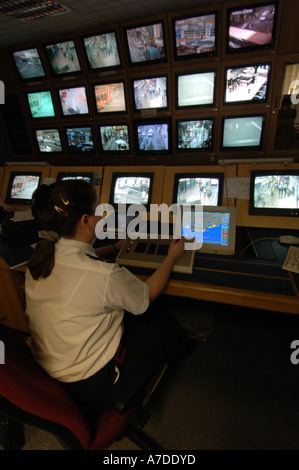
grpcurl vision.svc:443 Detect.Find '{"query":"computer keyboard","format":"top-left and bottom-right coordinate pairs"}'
top-left (116, 238), bottom-right (195, 274)
top-left (282, 246), bottom-right (299, 274)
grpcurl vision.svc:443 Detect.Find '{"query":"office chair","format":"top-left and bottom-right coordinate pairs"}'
top-left (0, 323), bottom-right (168, 450)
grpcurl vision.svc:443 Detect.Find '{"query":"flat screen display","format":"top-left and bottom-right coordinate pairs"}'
top-left (82, 31), bottom-right (121, 70)
top-left (222, 115), bottom-right (265, 150)
top-left (45, 40), bottom-right (81, 75)
top-left (99, 125), bottom-right (130, 152)
top-left (94, 82), bottom-right (126, 113)
top-left (65, 127), bottom-right (94, 153)
top-left (227, 2), bottom-right (277, 53)
top-left (125, 22), bottom-right (166, 65)
top-left (224, 63), bottom-right (271, 104)
top-left (58, 86), bottom-right (89, 116)
top-left (12, 48), bottom-right (46, 80)
top-left (35, 129), bottom-right (62, 153)
top-left (176, 70), bottom-right (215, 108)
top-left (27, 91), bottom-right (55, 118)
top-left (132, 76), bottom-right (167, 111)
top-left (173, 12), bottom-right (217, 59)
top-left (176, 119), bottom-right (213, 152)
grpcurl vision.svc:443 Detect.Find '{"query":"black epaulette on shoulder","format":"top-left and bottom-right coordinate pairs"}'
top-left (85, 253), bottom-right (113, 263)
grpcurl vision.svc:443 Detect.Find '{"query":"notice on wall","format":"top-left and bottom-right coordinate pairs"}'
top-left (224, 177), bottom-right (250, 199)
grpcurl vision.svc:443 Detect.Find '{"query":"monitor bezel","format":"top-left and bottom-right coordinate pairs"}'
top-left (131, 73), bottom-right (169, 113)
top-left (98, 123), bottom-right (131, 155)
top-left (34, 127), bottom-right (63, 155)
top-left (172, 172), bottom-right (224, 206)
top-left (220, 113), bottom-right (266, 151)
top-left (133, 118), bottom-right (172, 156)
top-left (225, 1), bottom-right (278, 55)
top-left (175, 118), bottom-right (214, 153)
top-left (4, 171), bottom-right (42, 206)
top-left (93, 79), bottom-right (127, 115)
top-left (223, 61), bottom-right (272, 106)
top-left (43, 38), bottom-right (82, 77)
top-left (108, 171), bottom-right (154, 210)
top-left (25, 89), bottom-right (56, 120)
top-left (56, 171), bottom-right (94, 182)
top-left (63, 126), bottom-right (95, 155)
top-left (80, 29), bottom-right (122, 73)
top-left (249, 169), bottom-right (299, 217)
top-left (10, 46), bottom-right (47, 82)
top-left (57, 85), bottom-right (90, 117)
top-left (123, 20), bottom-right (167, 67)
top-left (172, 10), bottom-right (218, 62)
top-left (175, 68), bottom-right (217, 110)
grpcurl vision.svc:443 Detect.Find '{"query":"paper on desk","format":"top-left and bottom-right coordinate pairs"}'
top-left (224, 177), bottom-right (250, 199)
top-left (13, 210), bottom-right (35, 222)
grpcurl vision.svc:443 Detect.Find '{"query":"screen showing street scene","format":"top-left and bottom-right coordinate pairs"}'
top-left (83, 32), bottom-right (121, 69)
top-left (65, 127), bottom-right (94, 153)
top-left (27, 91), bottom-right (55, 118)
top-left (177, 120), bottom-right (213, 151)
top-left (10, 175), bottom-right (40, 200)
top-left (137, 123), bottom-right (169, 151)
top-left (253, 174), bottom-right (299, 209)
top-left (94, 83), bottom-right (126, 113)
top-left (176, 177), bottom-right (220, 205)
top-left (113, 176), bottom-right (151, 204)
top-left (228, 3), bottom-right (276, 50)
top-left (45, 40), bottom-right (81, 74)
top-left (13, 48), bottom-right (46, 80)
top-left (225, 63), bottom-right (270, 103)
top-left (59, 87), bottom-right (89, 115)
top-left (133, 76), bottom-right (167, 110)
top-left (99, 125), bottom-right (130, 151)
top-left (126, 23), bottom-right (166, 64)
top-left (177, 71), bottom-right (215, 107)
top-left (36, 129), bottom-right (62, 153)
top-left (222, 116), bottom-right (263, 148)
top-left (174, 13), bottom-right (216, 57)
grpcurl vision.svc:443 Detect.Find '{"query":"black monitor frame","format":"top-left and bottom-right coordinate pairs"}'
top-left (25, 89), bottom-right (56, 120)
top-left (44, 38), bottom-right (82, 78)
top-left (249, 169), bottom-right (299, 217)
top-left (124, 20), bottom-right (167, 67)
top-left (175, 118), bottom-right (214, 153)
top-left (220, 113), bottom-right (266, 152)
top-left (93, 79), bottom-right (127, 115)
top-left (81, 29), bottom-right (122, 73)
top-left (133, 118), bottom-right (172, 156)
top-left (98, 123), bottom-right (131, 155)
top-left (64, 126), bottom-right (95, 155)
top-left (131, 73), bottom-right (169, 112)
top-left (175, 68), bottom-right (216, 110)
top-left (11, 46), bottom-right (47, 82)
top-left (34, 127), bottom-right (63, 155)
top-left (56, 171), bottom-right (94, 182)
top-left (5, 171), bottom-right (42, 206)
top-left (172, 10), bottom-right (218, 61)
top-left (172, 172), bottom-right (224, 206)
top-left (57, 85), bottom-right (90, 117)
top-left (109, 171), bottom-right (154, 211)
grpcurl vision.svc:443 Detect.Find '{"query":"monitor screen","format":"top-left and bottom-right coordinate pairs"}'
top-left (35, 129), bottom-right (62, 153)
top-left (58, 86), bottom-right (89, 116)
top-left (226, 2), bottom-right (277, 53)
top-left (224, 62), bottom-right (271, 104)
top-left (56, 172), bottom-right (93, 182)
top-left (99, 125), bottom-right (130, 152)
top-left (176, 119), bottom-right (214, 152)
top-left (125, 21), bottom-right (166, 65)
top-left (5, 172), bottom-right (41, 205)
top-left (65, 127), bottom-right (94, 153)
top-left (176, 70), bottom-right (216, 108)
top-left (132, 75), bottom-right (168, 111)
top-left (94, 82), bottom-right (126, 113)
top-left (109, 172), bottom-right (153, 207)
top-left (45, 40), bottom-right (81, 75)
top-left (82, 31), bottom-right (121, 71)
top-left (26, 90), bottom-right (55, 118)
top-left (181, 205), bottom-right (236, 255)
top-left (173, 173), bottom-right (223, 206)
top-left (249, 170), bottom-right (299, 217)
top-left (221, 114), bottom-right (265, 150)
top-left (173, 12), bottom-right (217, 59)
top-left (12, 47), bottom-right (46, 80)
top-left (135, 120), bottom-right (171, 155)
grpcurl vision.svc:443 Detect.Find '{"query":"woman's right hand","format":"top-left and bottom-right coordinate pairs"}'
top-left (167, 237), bottom-right (185, 263)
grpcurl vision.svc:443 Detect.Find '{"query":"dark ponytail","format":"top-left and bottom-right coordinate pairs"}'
top-left (28, 180), bottom-right (97, 280)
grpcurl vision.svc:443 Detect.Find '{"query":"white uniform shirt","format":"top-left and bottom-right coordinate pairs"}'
top-left (25, 238), bottom-right (149, 382)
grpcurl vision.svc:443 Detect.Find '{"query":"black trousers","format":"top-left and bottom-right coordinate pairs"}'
top-left (61, 304), bottom-right (185, 429)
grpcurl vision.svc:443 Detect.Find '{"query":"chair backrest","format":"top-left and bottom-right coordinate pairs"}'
top-left (0, 324), bottom-right (91, 449)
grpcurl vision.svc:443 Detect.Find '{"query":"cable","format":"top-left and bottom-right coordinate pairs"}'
top-left (238, 237), bottom-right (279, 258)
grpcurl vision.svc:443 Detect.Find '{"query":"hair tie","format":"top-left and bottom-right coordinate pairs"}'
top-left (38, 230), bottom-right (60, 243)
